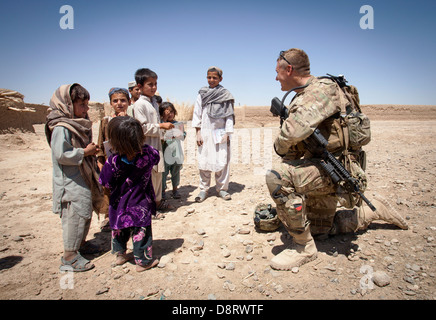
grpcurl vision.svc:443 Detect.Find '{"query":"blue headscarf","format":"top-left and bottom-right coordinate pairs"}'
top-left (108, 87), bottom-right (129, 99)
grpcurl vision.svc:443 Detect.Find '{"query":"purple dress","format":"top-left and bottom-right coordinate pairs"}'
top-left (99, 144), bottom-right (160, 230)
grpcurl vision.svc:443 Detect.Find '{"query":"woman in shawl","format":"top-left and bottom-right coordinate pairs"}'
top-left (192, 66), bottom-right (235, 202)
top-left (45, 83), bottom-right (102, 272)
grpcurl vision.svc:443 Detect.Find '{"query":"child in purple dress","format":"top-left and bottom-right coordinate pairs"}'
top-left (99, 116), bottom-right (160, 272)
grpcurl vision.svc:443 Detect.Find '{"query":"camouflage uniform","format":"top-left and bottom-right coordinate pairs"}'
top-left (266, 76), bottom-right (349, 236)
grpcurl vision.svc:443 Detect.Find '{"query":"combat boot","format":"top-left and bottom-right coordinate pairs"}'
top-left (270, 226), bottom-right (318, 270)
top-left (357, 194), bottom-right (409, 230)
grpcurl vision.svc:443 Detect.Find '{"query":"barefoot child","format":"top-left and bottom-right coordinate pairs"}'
top-left (99, 116), bottom-right (160, 272)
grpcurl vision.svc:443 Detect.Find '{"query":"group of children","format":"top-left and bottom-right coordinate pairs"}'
top-left (46, 67), bottom-right (235, 272)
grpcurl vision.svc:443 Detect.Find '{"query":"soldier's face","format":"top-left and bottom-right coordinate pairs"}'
top-left (275, 61), bottom-right (292, 91)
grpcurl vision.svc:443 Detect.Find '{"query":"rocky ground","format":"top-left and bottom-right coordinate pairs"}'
top-left (0, 105), bottom-right (435, 303)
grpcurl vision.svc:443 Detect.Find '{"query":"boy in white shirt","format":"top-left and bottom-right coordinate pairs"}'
top-left (192, 66), bottom-right (235, 202)
top-left (132, 68), bottom-right (174, 212)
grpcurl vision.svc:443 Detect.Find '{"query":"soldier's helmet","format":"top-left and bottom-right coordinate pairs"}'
top-left (254, 203), bottom-right (281, 231)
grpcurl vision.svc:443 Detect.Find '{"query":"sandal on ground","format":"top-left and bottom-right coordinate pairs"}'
top-left (157, 201), bottom-right (174, 213)
top-left (172, 190), bottom-right (181, 199)
top-left (195, 191), bottom-right (207, 203)
top-left (60, 253), bottom-right (94, 272)
top-left (115, 252), bottom-right (131, 266)
top-left (136, 259), bottom-right (159, 272)
top-left (218, 190), bottom-right (231, 200)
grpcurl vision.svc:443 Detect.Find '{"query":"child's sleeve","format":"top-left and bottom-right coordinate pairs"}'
top-left (134, 102), bottom-right (161, 137)
top-left (148, 145), bottom-right (160, 167)
top-left (51, 126), bottom-right (84, 166)
top-left (98, 157), bottom-right (117, 189)
top-left (191, 94), bottom-right (202, 128)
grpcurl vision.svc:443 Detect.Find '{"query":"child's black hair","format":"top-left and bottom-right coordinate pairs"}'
top-left (108, 116), bottom-right (145, 157)
top-left (134, 68), bottom-right (158, 86)
top-left (159, 101), bottom-right (178, 117)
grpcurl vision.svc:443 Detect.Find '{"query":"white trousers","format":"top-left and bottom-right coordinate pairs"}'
top-left (199, 162), bottom-right (230, 193)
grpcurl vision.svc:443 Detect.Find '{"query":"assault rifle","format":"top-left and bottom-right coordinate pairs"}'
top-left (306, 128), bottom-right (376, 211)
top-left (270, 89), bottom-right (376, 212)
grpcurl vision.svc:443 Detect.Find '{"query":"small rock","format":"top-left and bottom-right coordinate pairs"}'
top-left (113, 273), bottom-right (123, 280)
top-left (196, 228), bottom-right (206, 235)
top-left (238, 228), bottom-right (251, 235)
top-left (222, 249), bottom-right (231, 258)
top-left (96, 287), bottom-right (109, 295)
top-left (245, 245), bottom-right (253, 253)
top-left (372, 271), bottom-right (390, 287)
top-left (223, 280), bottom-right (235, 291)
top-left (275, 284), bottom-right (284, 294)
top-left (411, 264), bottom-right (421, 272)
top-left (190, 240), bottom-right (204, 251)
top-left (226, 262), bottom-right (235, 271)
top-left (291, 267), bottom-right (299, 273)
top-left (324, 264), bottom-right (336, 272)
top-left (243, 240), bottom-right (254, 246)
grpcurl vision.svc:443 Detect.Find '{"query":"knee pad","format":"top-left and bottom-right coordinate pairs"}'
top-left (265, 169), bottom-right (284, 202)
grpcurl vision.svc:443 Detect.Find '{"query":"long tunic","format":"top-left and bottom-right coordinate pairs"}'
top-left (50, 126), bottom-right (93, 219)
top-left (98, 144), bottom-right (160, 230)
top-left (192, 92), bottom-right (234, 172)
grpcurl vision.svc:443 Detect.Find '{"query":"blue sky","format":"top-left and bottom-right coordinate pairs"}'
top-left (0, 0), bottom-right (435, 106)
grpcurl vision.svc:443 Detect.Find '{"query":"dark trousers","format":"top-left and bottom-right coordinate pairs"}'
top-left (111, 226), bottom-right (153, 266)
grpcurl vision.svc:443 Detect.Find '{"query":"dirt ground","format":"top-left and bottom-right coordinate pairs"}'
top-left (0, 105), bottom-right (435, 302)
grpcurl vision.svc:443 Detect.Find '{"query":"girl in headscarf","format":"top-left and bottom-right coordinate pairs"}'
top-left (45, 83), bottom-right (102, 272)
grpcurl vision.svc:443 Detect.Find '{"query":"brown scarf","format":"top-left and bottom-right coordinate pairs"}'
top-left (45, 84), bottom-right (102, 214)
